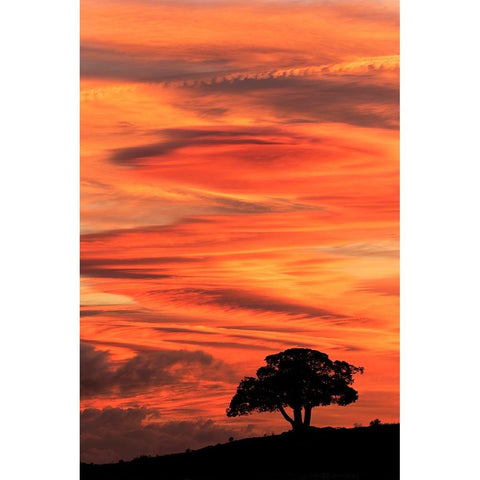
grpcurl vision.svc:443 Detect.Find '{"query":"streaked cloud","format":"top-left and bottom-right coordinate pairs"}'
top-left (161, 287), bottom-right (342, 319)
top-left (109, 127), bottom-right (292, 166)
top-left (355, 277), bottom-right (399, 296)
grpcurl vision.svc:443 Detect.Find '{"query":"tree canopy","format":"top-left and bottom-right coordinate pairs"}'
top-left (226, 348), bottom-right (363, 430)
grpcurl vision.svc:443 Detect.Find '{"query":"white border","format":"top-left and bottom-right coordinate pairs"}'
top-left (1, 1), bottom-right (79, 478)
top-left (401, 1), bottom-right (480, 478)
top-left (2, 0), bottom-right (479, 478)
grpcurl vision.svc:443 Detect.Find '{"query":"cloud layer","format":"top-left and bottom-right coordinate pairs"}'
top-left (81, 406), bottom-right (252, 463)
top-left (81, 343), bottom-right (235, 398)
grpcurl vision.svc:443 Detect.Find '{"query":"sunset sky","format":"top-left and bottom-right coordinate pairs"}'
top-left (80, 0), bottom-right (399, 464)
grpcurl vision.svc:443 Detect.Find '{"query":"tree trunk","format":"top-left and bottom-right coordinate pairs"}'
top-left (303, 405), bottom-right (312, 427)
top-left (293, 407), bottom-right (303, 430)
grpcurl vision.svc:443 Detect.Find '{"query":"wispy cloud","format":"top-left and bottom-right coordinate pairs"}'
top-left (109, 127), bottom-right (293, 166)
top-left (162, 287), bottom-right (342, 319)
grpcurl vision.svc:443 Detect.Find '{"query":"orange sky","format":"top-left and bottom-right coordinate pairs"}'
top-left (80, 0), bottom-right (398, 464)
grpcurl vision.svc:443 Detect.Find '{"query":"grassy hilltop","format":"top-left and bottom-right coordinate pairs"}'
top-left (81, 423), bottom-right (400, 480)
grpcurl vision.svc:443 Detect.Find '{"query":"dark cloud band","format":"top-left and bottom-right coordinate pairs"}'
top-left (80, 343), bottom-right (235, 398)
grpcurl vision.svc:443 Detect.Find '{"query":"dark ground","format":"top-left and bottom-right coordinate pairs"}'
top-left (81, 423), bottom-right (400, 480)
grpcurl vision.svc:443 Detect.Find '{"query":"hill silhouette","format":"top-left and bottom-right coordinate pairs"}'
top-left (81, 423), bottom-right (399, 480)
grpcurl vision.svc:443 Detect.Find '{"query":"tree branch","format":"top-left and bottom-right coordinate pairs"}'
top-left (277, 404), bottom-right (294, 425)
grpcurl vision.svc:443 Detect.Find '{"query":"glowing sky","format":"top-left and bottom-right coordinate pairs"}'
top-left (80, 0), bottom-right (399, 464)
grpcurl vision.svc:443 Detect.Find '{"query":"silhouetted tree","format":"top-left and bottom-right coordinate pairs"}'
top-left (227, 348), bottom-right (363, 430)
